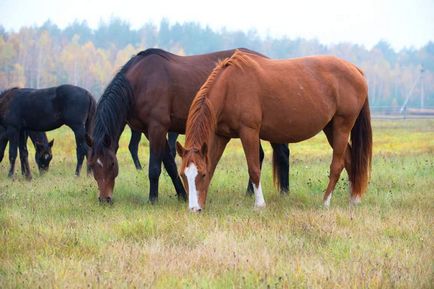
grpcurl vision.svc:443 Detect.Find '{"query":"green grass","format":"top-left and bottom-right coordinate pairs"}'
top-left (0, 119), bottom-right (433, 288)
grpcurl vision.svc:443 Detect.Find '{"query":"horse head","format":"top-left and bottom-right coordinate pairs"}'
top-left (177, 141), bottom-right (210, 212)
top-left (35, 139), bottom-right (54, 173)
top-left (87, 133), bottom-right (118, 204)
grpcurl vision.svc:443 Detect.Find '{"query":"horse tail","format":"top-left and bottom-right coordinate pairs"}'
top-left (272, 143), bottom-right (290, 193)
top-left (350, 97), bottom-right (372, 198)
top-left (85, 92), bottom-right (96, 137)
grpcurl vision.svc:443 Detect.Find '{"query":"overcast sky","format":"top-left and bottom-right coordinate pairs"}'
top-left (1, 0), bottom-right (433, 50)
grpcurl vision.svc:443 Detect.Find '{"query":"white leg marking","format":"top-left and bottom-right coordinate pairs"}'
top-left (97, 158), bottom-right (103, 168)
top-left (253, 182), bottom-right (266, 208)
top-left (350, 195), bottom-right (361, 205)
top-left (185, 163), bottom-right (201, 212)
top-left (323, 192), bottom-right (333, 207)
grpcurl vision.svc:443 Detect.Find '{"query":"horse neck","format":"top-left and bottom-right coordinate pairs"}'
top-left (94, 75), bottom-right (132, 151)
top-left (185, 88), bottom-right (226, 151)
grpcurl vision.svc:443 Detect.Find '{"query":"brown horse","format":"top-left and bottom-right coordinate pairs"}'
top-left (177, 50), bottom-right (372, 211)
top-left (86, 48), bottom-right (290, 204)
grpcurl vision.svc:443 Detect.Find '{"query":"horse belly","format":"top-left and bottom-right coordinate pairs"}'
top-left (260, 107), bottom-right (332, 143)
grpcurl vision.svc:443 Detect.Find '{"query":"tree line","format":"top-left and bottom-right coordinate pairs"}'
top-left (0, 18), bottom-right (433, 108)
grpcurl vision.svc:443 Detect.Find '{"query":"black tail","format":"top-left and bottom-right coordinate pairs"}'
top-left (271, 143), bottom-right (290, 193)
top-left (350, 98), bottom-right (372, 197)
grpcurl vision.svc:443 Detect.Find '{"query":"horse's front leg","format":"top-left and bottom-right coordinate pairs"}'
top-left (18, 130), bottom-right (32, 180)
top-left (161, 137), bottom-right (187, 201)
top-left (246, 143), bottom-right (264, 195)
top-left (147, 125), bottom-right (168, 204)
top-left (208, 134), bottom-right (230, 180)
top-left (239, 128), bottom-right (265, 208)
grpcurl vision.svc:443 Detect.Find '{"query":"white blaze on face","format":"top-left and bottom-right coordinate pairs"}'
top-left (253, 182), bottom-right (266, 208)
top-left (97, 158), bottom-right (104, 168)
top-left (185, 163), bottom-right (201, 211)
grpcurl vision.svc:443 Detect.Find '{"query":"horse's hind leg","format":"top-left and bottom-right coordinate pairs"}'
top-left (128, 129), bottom-right (143, 170)
top-left (322, 118), bottom-right (352, 207)
top-left (71, 125), bottom-right (87, 176)
top-left (167, 132), bottom-right (178, 159)
top-left (0, 136), bottom-right (8, 163)
top-left (162, 138), bottom-right (187, 201)
top-left (7, 128), bottom-right (19, 178)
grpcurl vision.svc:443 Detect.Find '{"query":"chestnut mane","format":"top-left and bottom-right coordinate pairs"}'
top-left (185, 50), bottom-right (252, 149)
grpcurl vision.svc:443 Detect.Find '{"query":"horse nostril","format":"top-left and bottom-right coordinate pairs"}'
top-left (107, 197), bottom-right (113, 204)
top-left (98, 196), bottom-right (103, 203)
top-left (190, 207), bottom-right (202, 213)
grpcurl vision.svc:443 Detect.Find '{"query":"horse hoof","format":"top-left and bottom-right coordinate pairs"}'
top-left (177, 194), bottom-right (187, 202)
top-left (254, 202), bottom-right (266, 210)
top-left (149, 197), bottom-right (158, 205)
top-left (245, 189), bottom-right (254, 196)
top-left (350, 195), bottom-right (361, 206)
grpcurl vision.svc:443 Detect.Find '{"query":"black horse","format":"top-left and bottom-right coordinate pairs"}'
top-left (128, 128), bottom-right (177, 170)
top-left (0, 127), bottom-right (53, 175)
top-left (0, 85), bottom-right (96, 179)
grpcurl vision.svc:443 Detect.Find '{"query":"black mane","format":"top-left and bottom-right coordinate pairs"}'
top-left (136, 48), bottom-right (175, 62)
top-left (0, 87), bottom-right (19, 99)
top-left (93, 48), bottom-right (173, 152)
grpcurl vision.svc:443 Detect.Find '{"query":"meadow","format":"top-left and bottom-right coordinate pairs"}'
top-left (0, 119), bottom-right (433, 288)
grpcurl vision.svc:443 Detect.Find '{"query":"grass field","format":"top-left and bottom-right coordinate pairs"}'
top-left (0, 119), bottom-right (433, 288)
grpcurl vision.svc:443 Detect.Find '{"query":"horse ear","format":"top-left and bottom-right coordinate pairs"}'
top-left (103, 134), bottom-right (111, 148)
top-left (201, 143), bottom-right (207, 157)
top-left (48, 139), bottom-right (54, 148)
top-left (86, 134), bottom-right (93, 147)
top-left (176, 141), bottom-right (185, 157)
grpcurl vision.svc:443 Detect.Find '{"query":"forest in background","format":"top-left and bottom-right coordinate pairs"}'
top-left (0, 18), bottom-right (433, 108)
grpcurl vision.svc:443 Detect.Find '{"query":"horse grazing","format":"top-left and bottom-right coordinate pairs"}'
top-left (0, 85), bottom-right (96, 179)
top-left (128, 128), bottom-right (178, 170)
top-left (177, 50), bottom-right (372, 211)
top-left (0, 127), bottom-right (54, 174)
top-left (87, 48), bottom-right (290, 204)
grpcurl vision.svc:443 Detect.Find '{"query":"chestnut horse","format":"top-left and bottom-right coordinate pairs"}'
top-left (86, 48), bottom-right (290, 204)
top-left (177, 50), bottom-right (372, 211)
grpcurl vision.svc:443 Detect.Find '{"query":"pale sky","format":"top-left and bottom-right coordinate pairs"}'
top-left (1, 0), bottom-right (433, 50)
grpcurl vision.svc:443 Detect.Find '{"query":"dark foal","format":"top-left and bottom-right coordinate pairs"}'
top-left (0, 127), bottom-right (53, 175)
top-left (0, 85), bottom-right (95, 179)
